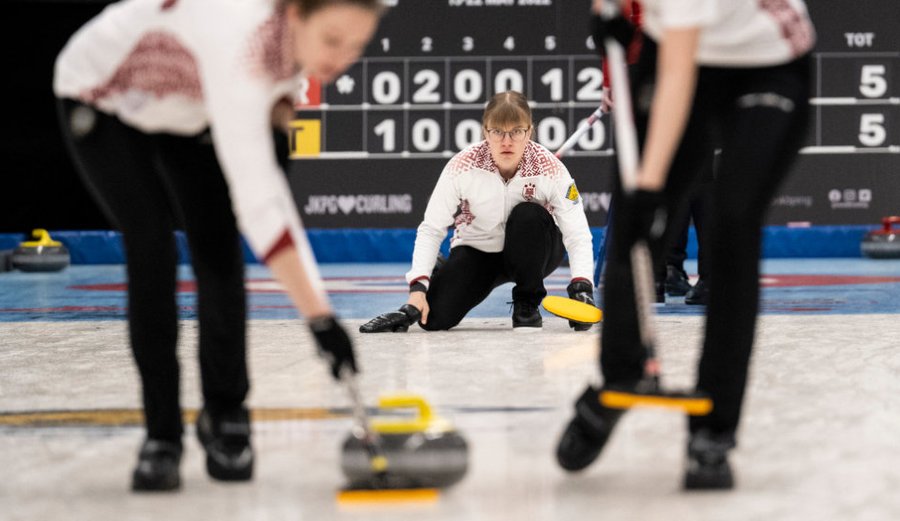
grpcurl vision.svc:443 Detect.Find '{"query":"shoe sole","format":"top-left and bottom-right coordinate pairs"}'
top-left (132, 472), bottom-right (181, 492)
top-left (683, 472), bottom-right (734, 490)
top-left (206, 456), bottom-right (253, 481)
top-left (513, 326), bottom-right (542, 332)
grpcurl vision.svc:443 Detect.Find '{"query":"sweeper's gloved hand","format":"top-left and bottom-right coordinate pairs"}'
top-left (309, 316), bottom-right (357, 379)
top-left (621, 189), bottom-right (667, 249)
top-left (590, 12), bottom-right (635, 58)
top-left (566, 280), bottom-right (595, 331)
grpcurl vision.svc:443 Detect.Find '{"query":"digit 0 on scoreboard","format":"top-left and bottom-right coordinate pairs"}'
top-left (368, 60), bottom-right (406, 105)
top-left (449, 59), bottom-right (488, 105)
top-left (407, 110), bottom-right (446, 153)
top-left (449, 109), bottom-right (487, 151)
top-left (491, 59), bottom-right (528, 96)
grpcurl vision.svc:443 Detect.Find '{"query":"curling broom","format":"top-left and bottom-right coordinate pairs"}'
top-left (597, 0), bottom-right (711, 416)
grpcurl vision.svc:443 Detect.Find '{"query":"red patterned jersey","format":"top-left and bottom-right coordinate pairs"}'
top-left (54, 0), bottom-right (318, 284)
top-left (406, 141), bottom-right (594, 286)
top-left (640, 0), bottom-right (814, 66)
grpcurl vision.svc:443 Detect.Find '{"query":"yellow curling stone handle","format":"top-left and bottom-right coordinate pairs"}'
top-left (21, 229), bottom-right (63, 248)
top-left (370, 393), bottom-right (453, 434)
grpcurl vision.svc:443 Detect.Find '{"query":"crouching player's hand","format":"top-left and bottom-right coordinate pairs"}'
top-left (406, 290), bottom-right (430, 326)
top-left (567, 280), bottom-right (595, 331)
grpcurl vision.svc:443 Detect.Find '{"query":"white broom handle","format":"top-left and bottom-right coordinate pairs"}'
top-left (554, 105), bottom-right (606, 158)
top-left (605, 42), bottom-right (640, 193)
top-left (602, 1), bottom-right (658, 352)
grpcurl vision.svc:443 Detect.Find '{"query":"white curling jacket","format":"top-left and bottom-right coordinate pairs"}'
top-left (53, 0), bottom-right (321, 285)
top-left (640, 0), bottom-right (815, 67)
top-left (406, 140), bottom-right (595, 288)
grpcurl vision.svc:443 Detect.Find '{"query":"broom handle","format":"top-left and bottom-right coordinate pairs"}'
top-left (554, 105), bottom-right (606, 158)
top-left (602, 1), bottom-right (659, 369)
top-left (342, 369), bottom-right (389, 472)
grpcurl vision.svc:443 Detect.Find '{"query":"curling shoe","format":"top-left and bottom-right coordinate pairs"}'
top-left (196, 407), bottom-right (253, 481)
top-left (683, 429), bottom-right (735, 490)
top-left (512, 300), bottom-right (542, 331)
top-left (131, 439), bottom-right (182, 492)
top-left (665, 265), bottom-right (692, 297)
top-left (556, 386), bottom-right (624, 472)
top-left (684, 278), bottom-right (709, 306)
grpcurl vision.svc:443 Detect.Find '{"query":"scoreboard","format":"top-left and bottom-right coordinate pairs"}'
top-left (286, 0), bottom-right (900, 228)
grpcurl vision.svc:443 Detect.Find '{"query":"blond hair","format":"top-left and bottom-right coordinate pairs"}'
top-left (483, 91), bottom-right (532, 129)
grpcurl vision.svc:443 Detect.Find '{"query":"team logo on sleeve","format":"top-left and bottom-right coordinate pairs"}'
top-left (522, 183), bottom-right (536, 201)
top-left (566, 183), bottom-right (581, 202)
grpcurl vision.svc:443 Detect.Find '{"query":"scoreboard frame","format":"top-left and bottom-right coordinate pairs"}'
top-left (287, 0), bottom-right (900, 228)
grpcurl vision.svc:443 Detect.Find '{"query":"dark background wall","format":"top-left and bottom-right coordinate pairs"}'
top-left (3, 0), bottom-right (898, 233)
top-left (3, 1), bottom-right (111, 232)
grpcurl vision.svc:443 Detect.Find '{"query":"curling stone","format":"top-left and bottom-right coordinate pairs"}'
top-left (341, 393), bottom-right (468, 489)
top-left (861, 216), bottom-right (900, 259)
top-left (11, 229), bottom-right (71, 272)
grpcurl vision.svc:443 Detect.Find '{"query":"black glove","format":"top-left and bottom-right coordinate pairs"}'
top-left (590, 12), bottom-right (636, 58)
top-left (619, 189), bottom-right (667, 248)
top-left (359, 304), bottom-right (422, 333)
top-left (309, 316), bottom-right (357, 379)
top-left (567, 280), bottom-right (595, 331)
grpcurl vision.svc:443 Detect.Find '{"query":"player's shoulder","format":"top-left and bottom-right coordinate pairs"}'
top-left (444, 141), bottom-right (494, 176)
top-left (520, 141), bottom-right (568, 180)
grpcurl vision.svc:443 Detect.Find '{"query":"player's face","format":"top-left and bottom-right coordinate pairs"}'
top-left (484, 121), bottom-right (532, 175)
top-left (288, 4), bottom-right (379, 84)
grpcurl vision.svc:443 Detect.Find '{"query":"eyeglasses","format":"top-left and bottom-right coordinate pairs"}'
top-left (484, 127), bottom-right (531, 142)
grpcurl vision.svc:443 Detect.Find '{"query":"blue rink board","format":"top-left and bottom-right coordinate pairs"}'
top-left (0, 225), bottom-right (884, 264)
top-left (0, 259), bottom-right (898, 322)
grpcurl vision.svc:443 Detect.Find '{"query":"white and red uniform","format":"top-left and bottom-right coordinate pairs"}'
top-left (594, 0), bottom-right (817, 441)
top-left (406, 140), bottom-right (595, 288)
top-left (639, 0), bottom-right (815, 66)
top-left (54, 0), bottom-right (314, 275)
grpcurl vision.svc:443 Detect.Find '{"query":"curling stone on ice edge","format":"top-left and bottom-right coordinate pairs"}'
top-left (11, 229), bottom-right (70, 272)
top-left (861, 216), bottom-right (900, 259)
top-left (340, 392), bottom-right (468, 491)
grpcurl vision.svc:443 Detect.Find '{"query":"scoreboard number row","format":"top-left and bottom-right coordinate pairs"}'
top-left (368, 115), bottom-right (607, 154)
top-left (367, 66), bottom-right (605, 105)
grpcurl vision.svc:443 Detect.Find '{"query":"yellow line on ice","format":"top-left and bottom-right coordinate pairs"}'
top-left (0, 407), bottom-right (344, 427)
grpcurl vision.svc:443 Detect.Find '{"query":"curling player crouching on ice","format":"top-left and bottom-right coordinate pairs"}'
top-left (361, 91), bottom-right (596, 333)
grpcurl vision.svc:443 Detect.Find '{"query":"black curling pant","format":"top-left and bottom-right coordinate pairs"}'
top-left (422, 202), bottom-right (565, 331)
top-left (600, 40), bottom-right (811, 437)
top-left (57, 99), bottom-right (248, 442)
top-left (666, 160), bottom-right (712, 280)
